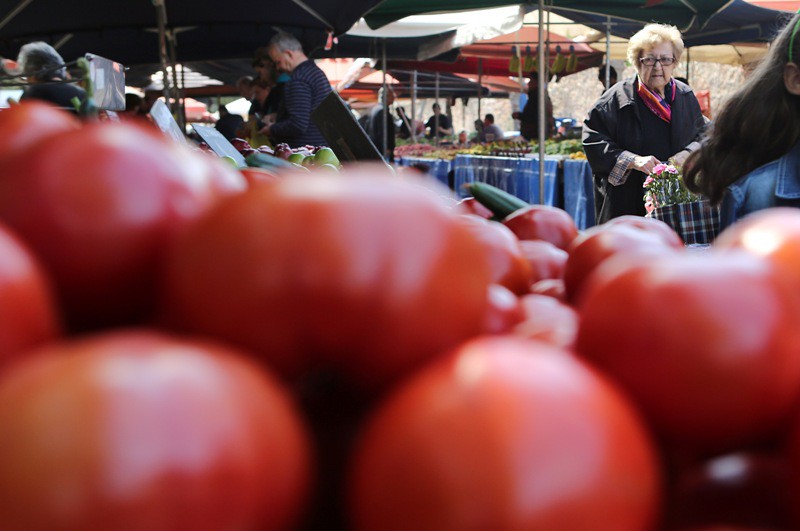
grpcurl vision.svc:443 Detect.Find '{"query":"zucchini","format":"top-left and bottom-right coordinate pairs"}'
top-left (464, 182), bottom-right (529, 220)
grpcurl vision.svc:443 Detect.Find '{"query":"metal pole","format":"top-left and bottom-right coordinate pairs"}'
top-left (538, 0), bottom-right (545, 205)
top-left (477, 58), bottom-right (483, 125)
top-left (411, 70), bottom-right (417, 143)
top-left (605, 16), bottom-right (612, 89)
top-left (381, 39), bottom-right (388, 160)
top-left (153, 0), bottom-right (172, 106)
top-left (434, 71), bottom-right (440, 148)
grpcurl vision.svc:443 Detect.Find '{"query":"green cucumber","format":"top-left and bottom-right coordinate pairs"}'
top-left (465, 182), bottom-right (530, 220)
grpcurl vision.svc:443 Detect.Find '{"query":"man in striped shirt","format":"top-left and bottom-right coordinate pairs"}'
top-left (263, 32), bottom-right (332, 148)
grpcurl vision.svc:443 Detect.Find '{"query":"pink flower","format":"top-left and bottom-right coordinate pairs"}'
top-left (643, 176), bottom-right (654, 187)
top-left (653, 163), bottom-right (669, 175)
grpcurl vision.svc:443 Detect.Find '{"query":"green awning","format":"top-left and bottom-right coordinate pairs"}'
top-left (364, 0), bottom-right (734, 31)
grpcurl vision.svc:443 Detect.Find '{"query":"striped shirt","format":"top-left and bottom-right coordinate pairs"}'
top-left (270, 59), bottom-right (332, 148)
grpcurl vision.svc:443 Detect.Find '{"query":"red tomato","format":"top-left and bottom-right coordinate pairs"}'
top-left (161, 171), bottom-right (492, 390)
top-left (576, 251), bottom-right (800, 455)
top-left (502, 204), bottom-right (579, 250)
top-left (0, 330), bottom-right (311, 531)
top-left (455, 197), bottom-right (493, 219)
top-left (0, 101), bottom-right (80, 161)
top-left (529, 277), bottom-right (567, 301)
top-left (239, 166), bottom-right (279, 187)
top-left (348, 336), bottom-right (662, 531)
top-left (513, 293), bottom-right (579, 350)
top-left (714, 207), bottom-right (800, 295)
top-left (0, 222), bottom-right (61, 367)
top-left (603, 215), bottom-right (684, 248)
top-left (517, 239), bottom-right (568, 284)
top-left (482, 284), bottom-right (525, 334)
top-left (458, 215), bottom-right (531, 294)
top-left (564, 223), bottom-right (681, 305)
top-left (0, 121), bottom-right (246, 331)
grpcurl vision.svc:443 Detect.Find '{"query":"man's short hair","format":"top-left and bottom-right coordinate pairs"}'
top-left (485, 113), bottom-right (494, 122)
top-left (17, 41), bottom-right (66, 80)
top-left (268, 32), bottom-right (303, 53)
top-left (597, 64), bottom-right (618, 83)
top-left (432, 102), bottom-right (441, 110)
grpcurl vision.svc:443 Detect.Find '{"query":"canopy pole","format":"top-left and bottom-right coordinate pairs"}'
top-left (686, 48), bottom-right (691, 84)
top-left (477, 58), bottom-right (483, 124)
top-left (538, 0), bottom-right (545, 205)
top-left (411, 70), bottom-right (417, 143)
top-left (434, 71), bottom-right (440, 148)
top-left (0, 0), bottom-right (33, 32)
top-left (605, 16), bottom-right (612, 89)
top-left (153, 0), bottom-right (172, 111)
top-left (381, 38), bottom-right (388, 160)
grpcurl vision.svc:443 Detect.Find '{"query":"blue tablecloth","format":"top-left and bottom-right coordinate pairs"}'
top-left (396, 157), bottom-right (452, 187)
top-left (562, 159), bottom-right (596, 230)
top-left (453, 155), bottom-right (561, 206)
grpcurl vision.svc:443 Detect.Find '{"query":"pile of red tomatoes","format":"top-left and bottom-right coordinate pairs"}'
top-left (2, 101), bottom-right (800, 530)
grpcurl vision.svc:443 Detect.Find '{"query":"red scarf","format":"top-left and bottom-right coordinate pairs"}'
top-left (637, 76), bottom-right (675, 124)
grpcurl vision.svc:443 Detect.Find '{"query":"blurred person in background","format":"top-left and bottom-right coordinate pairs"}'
top-left (215, 104), bottom-right (245, 141)
top-left (684, 13), bottom-right (800, 230)
top-left (16, 41), bottom-right (86, 112)
top-left (424, 102), bottom-right (453, 139)
top-left (582, 23), bottom-right (706, 224)
top-left (481, 113), bottom-right (504, 142)
top-left (598, 64), bottom-right (618, 93)
top-left (513, 76), bottom-right (554, 142)
top-left (365, 87), bottom-right (396, 162)
top-left (262, 32), bottom-right (330, 148)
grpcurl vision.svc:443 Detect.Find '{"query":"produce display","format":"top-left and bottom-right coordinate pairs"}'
top-left (3, 101), bottom-right (800, 530)
top-left (394, 138), bottom-right (586, 160)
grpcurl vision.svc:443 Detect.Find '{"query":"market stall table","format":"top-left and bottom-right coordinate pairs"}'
top-left (562, 158), bottom-right (595, 230)
top-left (453, 154), bottom-right (561, 207)
top-left (396, 156), bottom-right (452, 187)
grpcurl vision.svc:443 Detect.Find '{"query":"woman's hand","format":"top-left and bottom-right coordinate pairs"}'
top-left (669, 149), bottom-right (690, 167)
top-left (631, 155), bottom-right (661, 174)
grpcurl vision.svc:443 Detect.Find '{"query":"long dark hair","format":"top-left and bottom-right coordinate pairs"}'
top-left (684, 14), bottom-right (800, 204)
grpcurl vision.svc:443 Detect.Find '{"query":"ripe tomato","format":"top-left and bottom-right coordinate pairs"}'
top-left (602, 215), bottom-right (684, 248)
top-left (714, 207), bottom-right (800, 296)
top-left (161, 171), bottom-right (492, 390)
top-left (502, 204), bottom-right (579, 250)
top-left (455, 197), bottom-right (493, 219)
top-left (517, 239), bottom-right (568, 284)
top-left (0, 222), bottom-right (61, 367)
top-left (348, 336), bottom-right (662, 531)
top-left (576, 251), bottom-right (800, 455)
top-left (529, 277), bottom-right (567, 301)
top-left (564, 223), bottom-right (680, 305)
top-left (458, 215), bottom-right (531, 294)
top-left (0, 101), bottom-right (80, 161)
top-left (0, 330), bottom-right (311, 531)
top-left (482, 284), bottom-right (524, 334)
top-left (0, 121), bottom-right (246, 331)
top-left (513, 293), bottom-right (579, 350)
top-left (239, 166), bottom-right (279, 187)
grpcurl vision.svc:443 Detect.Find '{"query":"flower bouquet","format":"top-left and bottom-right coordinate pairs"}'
top-left (643, 163), bottom-right (720, 245)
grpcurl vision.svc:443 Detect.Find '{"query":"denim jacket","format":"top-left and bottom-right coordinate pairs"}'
top-left (720, 141), bottom-right (800, 230)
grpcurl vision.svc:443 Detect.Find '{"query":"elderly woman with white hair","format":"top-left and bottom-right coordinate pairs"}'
top-left (582, 23), bottom-right (706, 224)
top-left (16, 41), bottom-right (86, 112)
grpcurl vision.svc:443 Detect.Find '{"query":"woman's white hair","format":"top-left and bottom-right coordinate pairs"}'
top-left (17, 41), bottom-right (66, 80)
top-left (626, 23), bottom-right (684, 67)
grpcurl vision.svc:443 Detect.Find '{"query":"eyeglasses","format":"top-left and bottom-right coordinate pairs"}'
top-left (639, 56), bottom-right (676, 66)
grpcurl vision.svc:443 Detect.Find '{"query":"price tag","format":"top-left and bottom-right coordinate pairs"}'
top-left (149, 99), bottom-right (187, 144)
top-left (192, 124), bottom-right (247, 168)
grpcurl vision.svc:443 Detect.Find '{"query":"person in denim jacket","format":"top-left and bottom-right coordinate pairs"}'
top-left (685, 13), bottom-right (800, 231)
